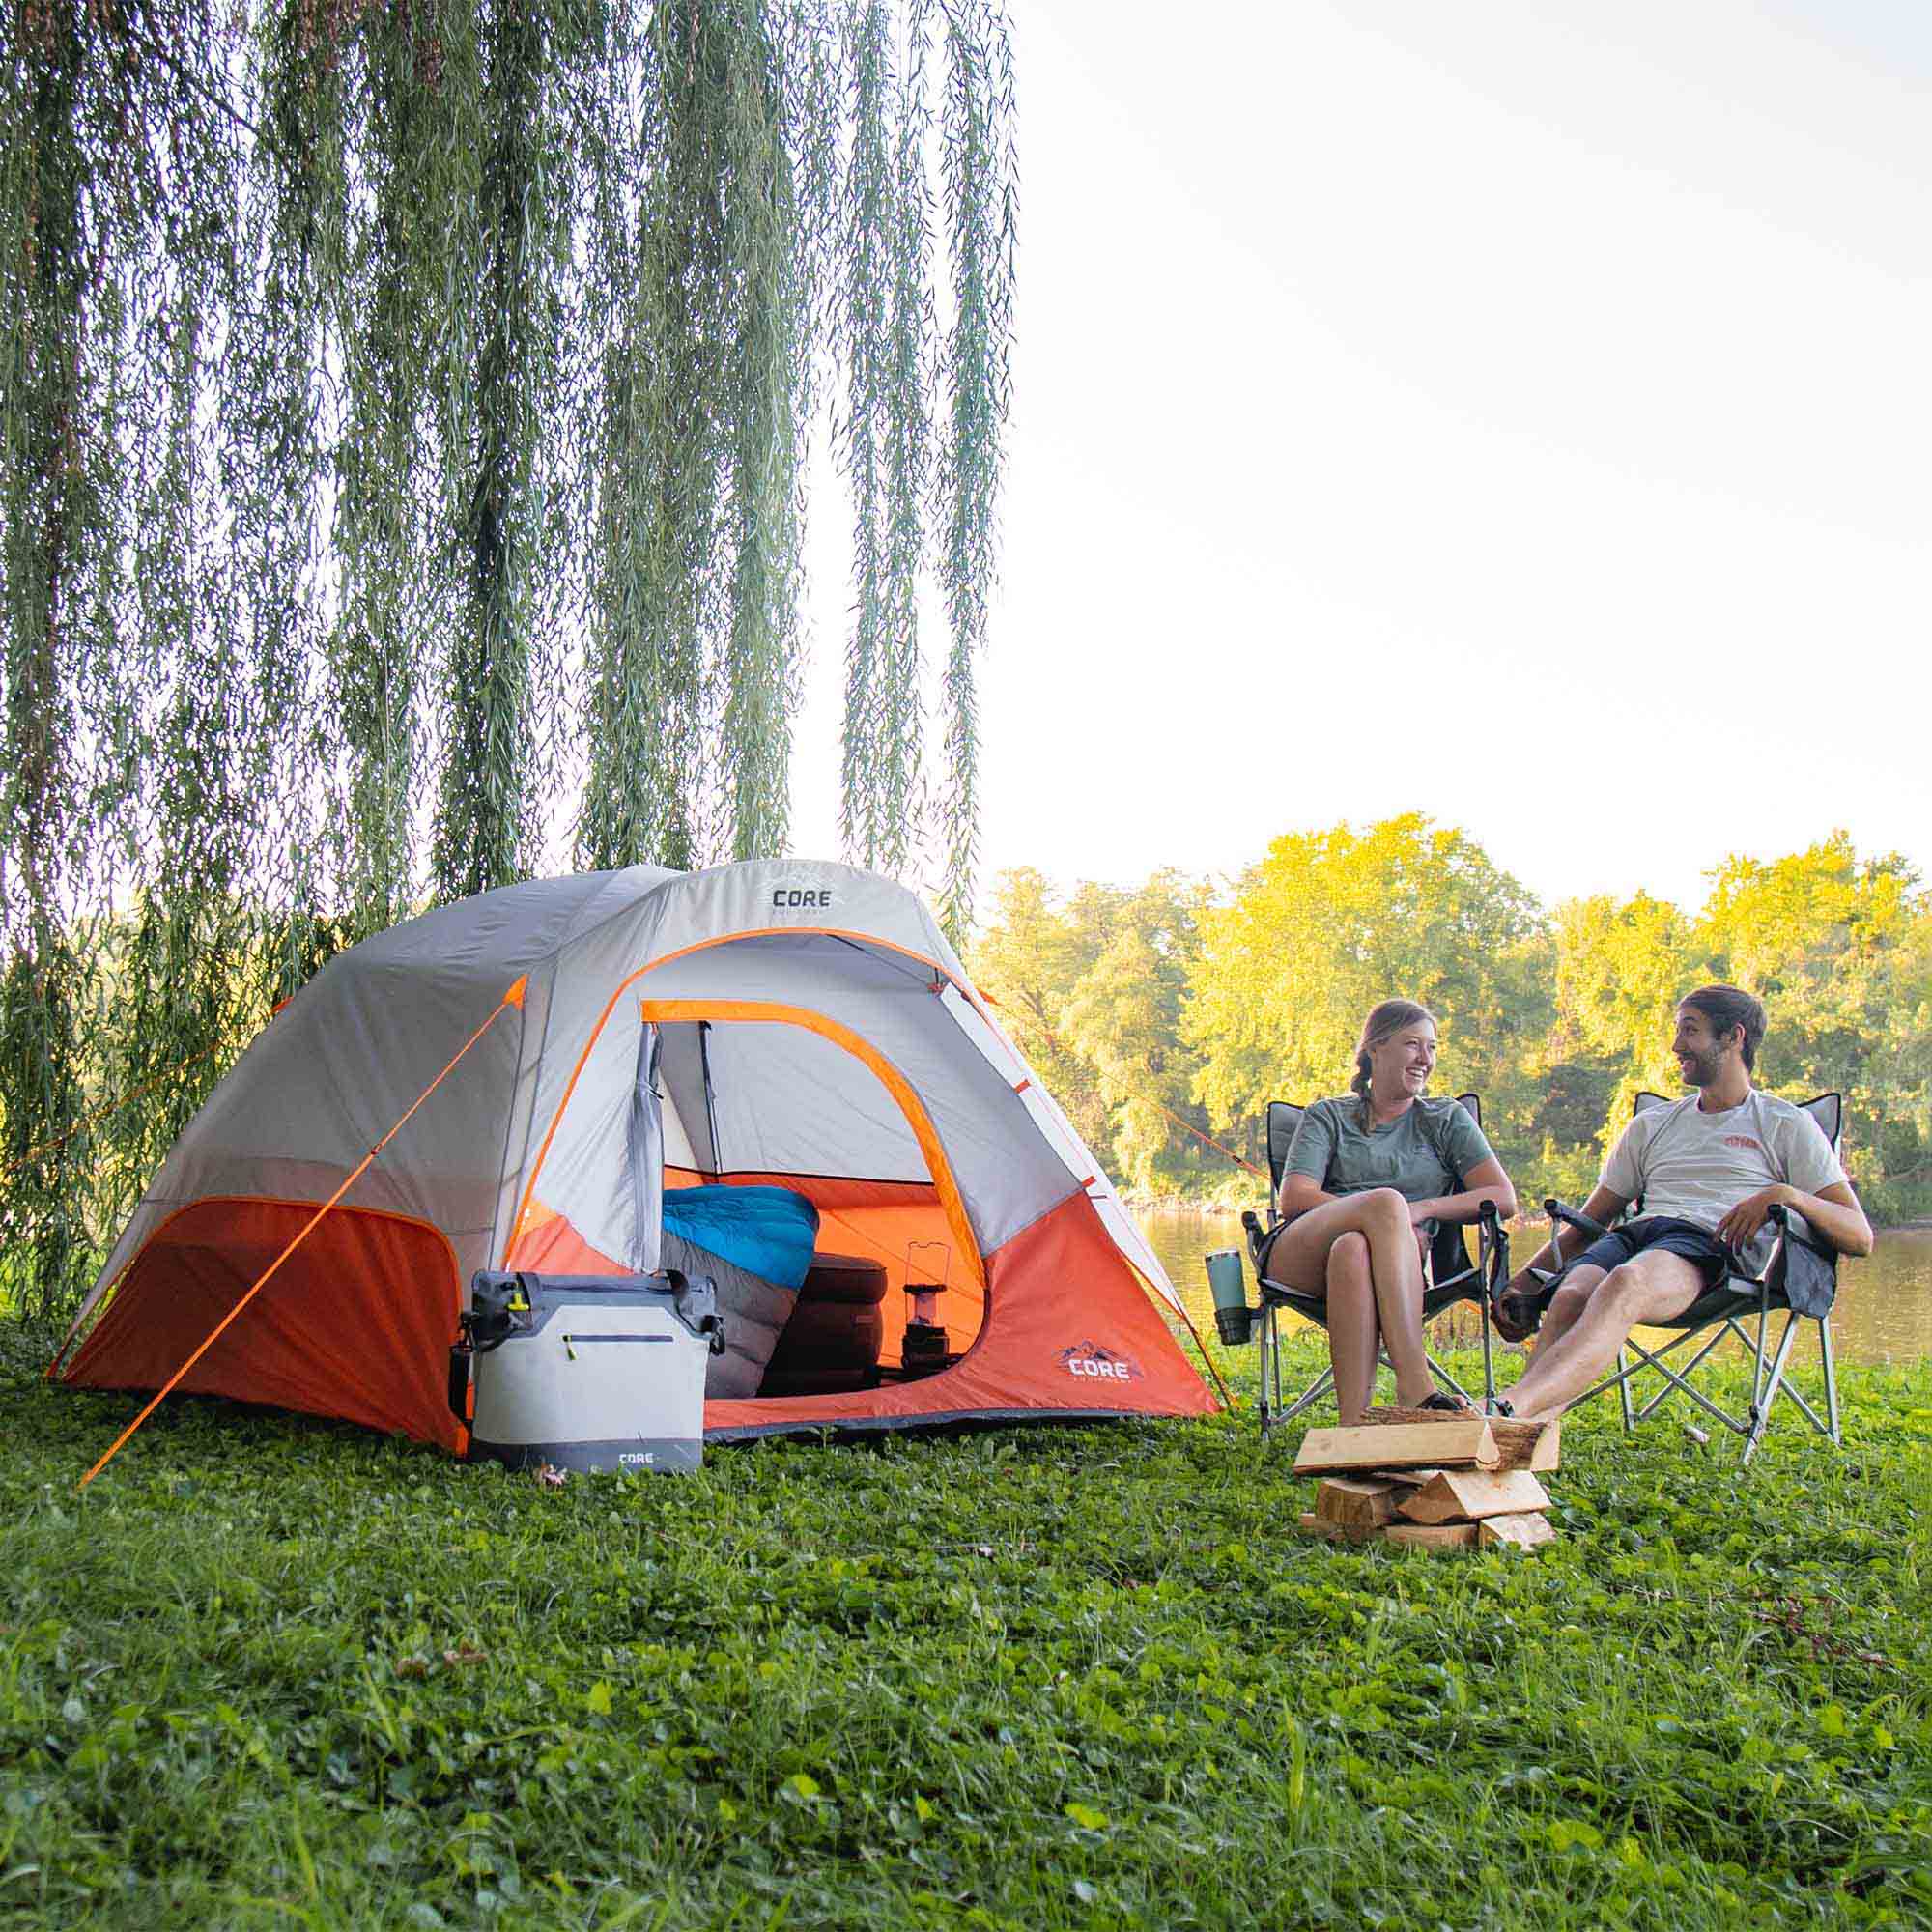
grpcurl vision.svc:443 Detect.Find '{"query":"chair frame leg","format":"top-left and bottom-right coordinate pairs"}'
top-left (1258, 1303), bottom-right (1278, 1442)
top-left (1258, 1303), bottom-right (1337, 1441)
top-left (1573, 1308), bottom-right (1837, 1464)
top-left (1281, 1365), bottom-right (1335, 1423)
top-left (1475, 1219), bottom-right (1504, 1409)
top-left (1819, 1314), bottom-right (1840, 1445)
top-left (1749, 1296), bottom-right (1771, 1419)
top-left (1581, 1322), bottom-right (1750, 1438)
top-left (1742, 1312), bottom-right (1804, 1466)
top-left (1633, 1322), bottom-right (1738, 1423)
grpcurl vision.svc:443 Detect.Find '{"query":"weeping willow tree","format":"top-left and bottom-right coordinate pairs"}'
top-left (0, 0), bottom-right (1014, 1318)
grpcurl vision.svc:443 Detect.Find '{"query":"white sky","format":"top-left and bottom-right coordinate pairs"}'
top-left (787, 0), bottom-right (1932, 918)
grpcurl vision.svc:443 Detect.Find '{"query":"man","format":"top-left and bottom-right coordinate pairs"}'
top-left (1492, 984), bottom-right (1872, 1419)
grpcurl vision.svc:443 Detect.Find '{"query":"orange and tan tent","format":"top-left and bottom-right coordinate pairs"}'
top-left (59, 860), bottom-right (1217, 1449)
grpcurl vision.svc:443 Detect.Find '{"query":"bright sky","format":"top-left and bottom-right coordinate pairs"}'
top-left (789, 0), bottom-right (1932, 920)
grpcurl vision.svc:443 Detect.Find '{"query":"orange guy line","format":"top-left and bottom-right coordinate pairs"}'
top-left (77, 978), bottom-right (526, 1490)
top-left (4, 1039), bottom-right (222, 1190)
top-left (1149, 1096), bottom-right (1267, 1179)
top-left (1170, 1290), bottom-right (1238, 1412)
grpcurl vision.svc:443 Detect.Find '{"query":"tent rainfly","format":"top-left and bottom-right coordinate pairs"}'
top-left (58, 861), bottom-right (1217, 1447)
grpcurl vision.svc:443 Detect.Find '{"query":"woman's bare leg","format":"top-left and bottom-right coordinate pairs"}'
top-left (1323, 1232), bottom-right (1378, 1424)
top-left (1356, 1189), bottom-right (1439, 1407)
top-left (1265, 1189), bottom-right (1435, 1410)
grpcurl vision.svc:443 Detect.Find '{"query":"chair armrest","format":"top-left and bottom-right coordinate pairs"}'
top-left (1544, 1197), bottom-right (1612, 1244)
top-left (1475, 1207), bottom-right (1510, 1315)
top-left (1760, 1201), bottom-right (1827, 1250)
top-left (1758, 1202), bottom-right (1840, 1318)
top-left (1240, 1208), bottom-right (1275, 1273)
top-left (1761, 1201), bottom-right (1841, 1264)
top-left (1476, 1197), bottom-right (1507, 1272)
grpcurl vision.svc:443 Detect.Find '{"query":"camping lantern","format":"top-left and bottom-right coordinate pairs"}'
top-left (901, 1241), bottom-right (951, 1376)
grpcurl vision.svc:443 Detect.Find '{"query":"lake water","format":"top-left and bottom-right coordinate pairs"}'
top-left (1134, 1208), bottom-right (1932, 1368)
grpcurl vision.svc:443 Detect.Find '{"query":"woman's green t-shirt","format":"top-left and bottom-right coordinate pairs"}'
top-left (1282, 1095), bottom-right (1493, 1226)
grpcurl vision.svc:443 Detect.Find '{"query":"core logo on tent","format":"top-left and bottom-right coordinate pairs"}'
top-left (1060, 1342), bottom-right (1140, 1383)
top-left (771, 887), bottom-right (835, 909)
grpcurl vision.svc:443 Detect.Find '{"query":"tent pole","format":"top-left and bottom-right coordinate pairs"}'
top-left (697, 1021), bottom-right (723, 1182)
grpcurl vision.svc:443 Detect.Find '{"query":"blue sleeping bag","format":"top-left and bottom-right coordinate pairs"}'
top-left (661, 1185), bottom-right (821, 1292)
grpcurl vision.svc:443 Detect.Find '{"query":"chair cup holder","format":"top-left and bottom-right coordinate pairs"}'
top-left (1214, 1304), bottom-right (1256, 1348)
top-left (1204, 1248), bottom-right (1254, 1348)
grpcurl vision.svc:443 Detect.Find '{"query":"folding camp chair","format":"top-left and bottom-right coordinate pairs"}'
top-left (1522, 1091), bottom-right (1845, 1465)
top-left (1236, 1094), bottom-right (1508, 1440)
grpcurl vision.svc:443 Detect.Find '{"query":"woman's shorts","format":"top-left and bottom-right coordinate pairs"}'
top-left (1570, 1214), bottom-right (1732, 1289)
top-left (1253, 1218), bottom-right (1292, 1287)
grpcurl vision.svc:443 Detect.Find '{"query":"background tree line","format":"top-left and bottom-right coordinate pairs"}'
top-left (968, 817), bottom-right (1932, 1224)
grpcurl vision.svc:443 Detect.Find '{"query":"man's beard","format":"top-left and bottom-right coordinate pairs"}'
top-left (1680, 1047), bottom-right (1723, 1087)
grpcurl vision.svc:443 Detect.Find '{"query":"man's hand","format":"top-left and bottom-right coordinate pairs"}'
top-left (1715, 1185), bottom-right (1791, 1250)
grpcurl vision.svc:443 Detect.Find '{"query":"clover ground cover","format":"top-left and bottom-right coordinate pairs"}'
top-left (2, 1322), bottom-right (1927, 1930)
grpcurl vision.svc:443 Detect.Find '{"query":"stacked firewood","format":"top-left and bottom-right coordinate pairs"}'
top-left (1293, 1405), bottom-right (1562, 1549)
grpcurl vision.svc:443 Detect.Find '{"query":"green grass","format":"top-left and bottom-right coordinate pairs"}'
top-left (3, 1321), bottom-right (1929, 1931)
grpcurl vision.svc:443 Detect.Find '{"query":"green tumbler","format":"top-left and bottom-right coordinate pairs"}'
top-left (1205, 1248), bottom-right (1253, 1346)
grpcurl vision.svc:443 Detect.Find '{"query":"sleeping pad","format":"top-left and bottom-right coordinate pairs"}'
top-left (661, 1185), bottom-right (821, 1399)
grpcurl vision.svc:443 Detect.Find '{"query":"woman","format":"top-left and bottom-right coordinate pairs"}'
top-left (1259, 999), bottom-right (1517, 1425)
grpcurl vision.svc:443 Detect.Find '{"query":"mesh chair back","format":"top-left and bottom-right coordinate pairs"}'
top-left (1265, 1100), bottom-right (1302, 1194)
top-left (1264, 1093), bottom-right (1485, 1283)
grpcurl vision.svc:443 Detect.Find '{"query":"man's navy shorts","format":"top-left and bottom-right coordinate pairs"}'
top-left (1570, 1214), bottom-right (1732, 1288)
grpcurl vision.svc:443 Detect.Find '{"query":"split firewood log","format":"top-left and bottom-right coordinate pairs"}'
top-left (1293, 1418), bottom-right (1497, 1477)
top-left (1395, 1468), bottom-right (1551, 1525)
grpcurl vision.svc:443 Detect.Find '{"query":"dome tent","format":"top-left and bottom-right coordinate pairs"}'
top-left (59, 860), bottom-right (1216, 1449)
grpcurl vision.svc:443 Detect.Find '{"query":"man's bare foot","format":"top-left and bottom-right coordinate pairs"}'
top-left (1492, 1392), bottom-right (1561, 1424)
